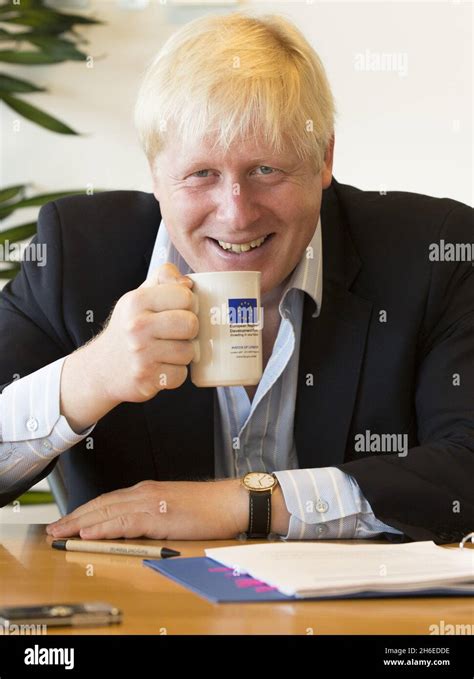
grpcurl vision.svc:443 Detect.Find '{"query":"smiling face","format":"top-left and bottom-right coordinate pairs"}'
top-left (150, 134), bottom-right (334, 300)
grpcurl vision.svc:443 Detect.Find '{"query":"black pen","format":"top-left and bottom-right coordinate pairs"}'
top-left (52, 539), bottom-right (180, 558)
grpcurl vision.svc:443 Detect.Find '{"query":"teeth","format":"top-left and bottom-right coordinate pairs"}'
top-left (217, 235), bottom-right (267, 253)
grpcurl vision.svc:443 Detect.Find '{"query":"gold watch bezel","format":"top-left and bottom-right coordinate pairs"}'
top-left (242, 471), bottom-right (278, 493)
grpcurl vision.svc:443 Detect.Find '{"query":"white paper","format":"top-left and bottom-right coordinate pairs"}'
top-left (205, 541), bottom-right (474, 597)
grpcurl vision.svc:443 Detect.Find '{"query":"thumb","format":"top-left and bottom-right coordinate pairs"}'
top-left (141, 262), bottom-right (193, 289)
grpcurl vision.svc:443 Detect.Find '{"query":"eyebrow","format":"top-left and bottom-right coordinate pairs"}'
top-left (178, 155), bottom-right (297, 174)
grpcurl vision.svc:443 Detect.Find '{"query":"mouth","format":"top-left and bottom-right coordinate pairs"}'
top-left (207, 233), bottom-right (274, 257)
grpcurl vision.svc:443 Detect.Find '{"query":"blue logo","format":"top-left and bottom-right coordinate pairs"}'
top-left (228, 298), bottom-right (258, 325)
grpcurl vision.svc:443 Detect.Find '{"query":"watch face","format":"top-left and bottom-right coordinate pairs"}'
top-left (244, 472), bottom-right (276, 491)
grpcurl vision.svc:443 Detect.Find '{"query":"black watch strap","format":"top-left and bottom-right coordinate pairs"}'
top-left (246, 490), bottom-right (271, 538)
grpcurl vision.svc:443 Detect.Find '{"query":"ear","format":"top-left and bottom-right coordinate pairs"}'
top-left (321, 134), bottom-right (335, 189)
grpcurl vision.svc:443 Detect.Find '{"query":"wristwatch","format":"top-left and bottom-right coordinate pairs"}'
top-left (241, 472), bottom-right (279, 538)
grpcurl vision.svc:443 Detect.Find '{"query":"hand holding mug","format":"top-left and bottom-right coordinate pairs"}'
top-left (92, 262), bottom-right (199, 403)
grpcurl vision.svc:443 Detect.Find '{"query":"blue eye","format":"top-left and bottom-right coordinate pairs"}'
top-left (257, 166), bottom-right (275, 175)
top-left (189, 166), bottom-right (278, 179)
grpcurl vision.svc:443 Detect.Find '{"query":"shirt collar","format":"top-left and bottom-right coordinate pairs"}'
top-left (146, 216), bottom-right (323, 318)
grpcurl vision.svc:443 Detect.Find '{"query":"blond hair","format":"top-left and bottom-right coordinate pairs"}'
top-left (134, 12), bottom-right (336, 172)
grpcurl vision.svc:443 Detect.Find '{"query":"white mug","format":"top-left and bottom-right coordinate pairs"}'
top-left (187, 271), bottom-right (263, 388)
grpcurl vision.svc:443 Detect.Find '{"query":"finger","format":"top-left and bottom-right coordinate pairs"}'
top-left (132, 283), bottom-right (196, 315)
top-left (47, 486), bottom-right (141, 530)
top-left (48, 501), bottom-right (150, 537)
top-left (157, 263), bottom-right (194, 288)
top-left (142, 263), bottom-right (193, 289)
top-left (148, 363), bottom-right (188, 392)
top-left (79, 513), bottom-right (157, 540)
top-left (143, 339), bottom-right (195, 366)
top-left (131, 310), bottom-right (198, 343)
top-left (48, 480), bottom-right (161, 530)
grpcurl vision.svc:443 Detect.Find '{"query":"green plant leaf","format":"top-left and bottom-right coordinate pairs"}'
top-left (18, 490), bottom-right (55, 505)
top-left (0, 0), bottom-right (45, 9)
top-left (0, 185), bottom-right (27, 203)
top-left (0, 73), bottom-right (45, 93)
top-left (0, 29), bottom-right (38, 42)
top-left (0, 264), bottom-right (21, 279)
top-left (27, 34), bottom-right (87, 61)
top-left (2, 9), bottom-right (102, 33)
top-left (0, 49), bottom-right (65, 64)
top-left (0, 190), bottom-right (92, 220)
top-left (0, 206), bottom-right (15, 220)
top-left (0, 94), bottom-right (78, 134)
top-left (0, 221), bottom-right (37, 245)
top-left (7, 189), bottom-right (89, 207)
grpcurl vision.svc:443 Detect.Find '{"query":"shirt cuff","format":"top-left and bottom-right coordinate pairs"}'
top-left (274, 467), bottom-right (402, 540)
top-left (0, 357), bottom-right (95, 442)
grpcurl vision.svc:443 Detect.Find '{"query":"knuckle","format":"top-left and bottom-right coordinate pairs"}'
top-left (135, 479), bottom-right (155, 490)
top-left (118, 290), bottom-right (134, 309)
top-left (101, 504), bottom-right (114, 522)
top-left (121, 289), bottom-right (142, 314)
top-left (127, 337), bottom-right (143, 352)
top-left (117, 514), bottom-right (128, 532)
top-left (125, 313), bottom-right (147, 336)
top-left (131, 362), bottom-right (147, 382)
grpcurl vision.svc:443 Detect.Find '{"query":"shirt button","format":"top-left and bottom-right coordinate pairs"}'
top-left (315, 499), bottom-right (329, 513)
top-left (42, 440), bottom-right (52, 451)
top-left (316, 524), bottom-right (328, 536)
top-left (26, 417), bottom-right (39, 432)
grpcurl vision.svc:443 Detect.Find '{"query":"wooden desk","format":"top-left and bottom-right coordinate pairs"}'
top-left (0, 524), bottom-right (472, 635)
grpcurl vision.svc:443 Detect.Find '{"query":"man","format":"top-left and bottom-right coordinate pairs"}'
top-left (0, 13), bottom-right (472, 543)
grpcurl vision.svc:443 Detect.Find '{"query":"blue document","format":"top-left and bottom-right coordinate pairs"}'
top-left (144, 557), bottom-right (474, 603)
top-left (144, 557), bottom-right (294, 602)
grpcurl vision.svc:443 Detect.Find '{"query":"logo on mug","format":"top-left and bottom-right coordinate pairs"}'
top-left (228, 298), bottom-right (258, 325)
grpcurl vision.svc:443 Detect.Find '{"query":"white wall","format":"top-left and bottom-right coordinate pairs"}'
top-left (1, 0), bottom-right (472, 221)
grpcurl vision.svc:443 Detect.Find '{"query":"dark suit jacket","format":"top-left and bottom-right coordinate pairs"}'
top-left (0, 178), bottom-right (472, 542)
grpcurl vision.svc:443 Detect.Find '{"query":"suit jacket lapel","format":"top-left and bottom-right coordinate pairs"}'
top-left (295, 180), bottom-right (373, 468)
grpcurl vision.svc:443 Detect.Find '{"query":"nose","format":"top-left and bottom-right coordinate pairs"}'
top-left (214, 178), bottom-right (261, 233)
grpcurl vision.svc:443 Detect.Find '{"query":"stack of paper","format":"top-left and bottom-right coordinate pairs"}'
top-left (205, 541), bottom-right (474, 598)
